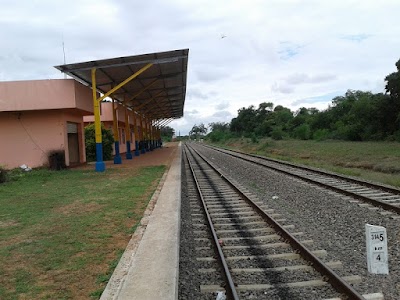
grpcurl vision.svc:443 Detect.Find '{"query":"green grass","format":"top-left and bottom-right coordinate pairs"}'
top-left (212, 138), bottom-right (400, 187)
top-left (0, 165), bottom-right (166, 300)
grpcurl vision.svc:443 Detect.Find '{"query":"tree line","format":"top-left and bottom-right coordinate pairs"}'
top-left (205, 58), bottom-right (400, 142)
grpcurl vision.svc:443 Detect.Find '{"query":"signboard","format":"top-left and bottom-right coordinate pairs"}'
top-left (365, 224), bottom-right (389, 274)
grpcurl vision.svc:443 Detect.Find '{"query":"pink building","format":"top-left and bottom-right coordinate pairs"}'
top-left (0, 79), bottom-right (94, 169)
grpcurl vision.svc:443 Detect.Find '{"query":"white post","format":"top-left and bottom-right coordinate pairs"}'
top-left (365, 224), bottom-right (389, 274)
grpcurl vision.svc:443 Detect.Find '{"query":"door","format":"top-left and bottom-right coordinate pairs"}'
top-left (67, 122), bottom-right (80, 164)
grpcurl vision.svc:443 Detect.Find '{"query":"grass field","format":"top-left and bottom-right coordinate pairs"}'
top-left (0, 165), bottom-right (166, 299)
top-left (212, 138), bottom-right (400, 187)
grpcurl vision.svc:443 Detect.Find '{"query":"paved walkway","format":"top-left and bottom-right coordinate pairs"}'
top-left (100, 142), bottom-right (181, 300)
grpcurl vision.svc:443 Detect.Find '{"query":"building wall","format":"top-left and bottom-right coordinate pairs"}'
top-left (73, 81), bottom-right (94, 113)
top-left (0, 79), bottom-right (93, 113)
top-left (0, 110), bottom-right (88, 169)
top-left (0, 79), bottom-right (94, 169)
top-left (0, 111), bottom-right (62, 169)
top-left (83, 101), bottom-right (113, 123)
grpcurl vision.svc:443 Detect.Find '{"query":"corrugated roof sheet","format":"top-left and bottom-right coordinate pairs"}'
top-left (55, 49), bottom-right (188, 120)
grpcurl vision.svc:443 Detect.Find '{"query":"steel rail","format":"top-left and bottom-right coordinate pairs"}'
top-left (187, 143), bottom-right (366, 300)
top-left (205, 143), bottom-right (400, 194)
top-left (202, 143), bottom-right (400, 214)
top-left (183, 146), bottom-right (240, 300)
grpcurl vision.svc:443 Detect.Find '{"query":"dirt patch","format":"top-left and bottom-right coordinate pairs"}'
top-left (270, 149), bottom-right (285, 156)
top-left (0, 219), bottom-right (19, 228)
top-left (54, 201), bottom-right (104, 216)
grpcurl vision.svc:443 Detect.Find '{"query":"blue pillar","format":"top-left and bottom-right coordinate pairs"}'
top-left (141, 141), bottom-right (146, 154)
top-left (135, 141), bottom-right (140, 156)
top-left (95, 143), bottom-right (106, 172)
top-left (114, 141), bottom-right (122, 164)
top-left (126, 141), bottom-right (133, 159)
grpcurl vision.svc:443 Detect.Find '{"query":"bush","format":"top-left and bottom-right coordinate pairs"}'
top-left (313, 129), bottom-right (330, 141)
top-left (393, 130), bottom-right (400, 142)
top-left (48, 150), bottom-right (66, 170)
top-left (206, 130), bottom-right (234, 143)
top-left (271, 127), bottom-right (284, 140)
top-left (293, 124), bottom-right (311, 140)
top-left (85, 123), bottom-right (114, 162)
top-left (257, 140), bottom-right (274, 152)
top-left (208, 131), bottom-right (224, 142)
top-left (251, 133), bottom-right (259, 143)
top-left (161, 135), bottom-right (172, 142)
top-left (0, 166), bottom-right (9, 183)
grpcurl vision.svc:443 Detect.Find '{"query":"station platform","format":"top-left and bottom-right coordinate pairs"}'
top-left (100, 142), bottom-right (182, 300)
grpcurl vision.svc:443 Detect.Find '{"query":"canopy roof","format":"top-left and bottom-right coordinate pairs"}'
top-left (55, 49), bottom-right (188, 120)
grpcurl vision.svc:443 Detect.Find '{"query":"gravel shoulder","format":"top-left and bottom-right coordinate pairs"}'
top-left (193, 143), bottom-right (400, 299)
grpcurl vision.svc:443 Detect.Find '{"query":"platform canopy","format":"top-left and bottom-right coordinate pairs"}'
top-left (55, 49), bottom-right (188, 120)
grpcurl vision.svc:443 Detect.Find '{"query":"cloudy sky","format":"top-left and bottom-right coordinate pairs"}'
top-left (1, 0), bottom-right (399, 135)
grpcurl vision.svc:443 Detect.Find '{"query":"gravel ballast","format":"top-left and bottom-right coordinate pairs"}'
top-left (191, 143), bottom-right (399, 299)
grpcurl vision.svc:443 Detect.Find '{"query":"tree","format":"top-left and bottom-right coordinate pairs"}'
top-left (85, 123), bottom-right (114, 161)
top-left (230, 105), bottom-right (257, 135)
top-left (257, 105), bottom-right (293, 136)
top-left (208, 122), bottom-right (230, 142)
top-left (385, 59), bottom-right (400, 100)
top-left (202, 58), bottom-right (400, 143)
top-left (384, 58), bottom-right (400, 138)
top-left (209, 122), bottom-right (229, 132)
top-left (189, 123), bottom-right (207, 139)
top-left (161, 126), bottom-right (175, 141)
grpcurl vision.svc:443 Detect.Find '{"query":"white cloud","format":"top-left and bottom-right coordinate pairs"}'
top-left (215, 101), bottom-right (229, 110)
top-left (1, 0), bottom-right (400, 134)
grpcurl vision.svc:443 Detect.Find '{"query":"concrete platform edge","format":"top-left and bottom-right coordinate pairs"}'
top-left (100, 143), bottom-right (182, 300)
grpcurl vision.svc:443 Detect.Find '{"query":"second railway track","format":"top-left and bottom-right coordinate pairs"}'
top-left (182, 143), bottom-right (383, 300)
top-left (198, 143), bottom-right (400, 217)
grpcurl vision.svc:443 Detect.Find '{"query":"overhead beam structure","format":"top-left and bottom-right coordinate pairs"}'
top-left (55, 49), bottom-right (188, 171)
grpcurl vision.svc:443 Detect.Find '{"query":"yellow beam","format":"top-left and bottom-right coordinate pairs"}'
top-left (133, 112), bottom-right (139, 141)
top-left (159, 119), bottom-right (171, 127)
top-left (112, 98), bottom-right (119, 142)
top-left (92, 68), bottom-right (102, 144)
top-left (132, 90), bottom-right (164, 111)
top-left (149, 119), bottom-right (152, 140)
top-left (125, 107), bottom-right (130, 142)
top-left (140, 115), bottom-right (144, 140)
top-left (144, 117), bottom-right (148, 140)
top-left (127, 79), bottom-right (158, 103)
top-left (143, 103), bottom-right (159, 115)
top-left (97, 63), bottom-right (153, 102)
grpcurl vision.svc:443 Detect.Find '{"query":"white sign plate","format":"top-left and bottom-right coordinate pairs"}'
top-left (365, 224), bottom-right (389, 274)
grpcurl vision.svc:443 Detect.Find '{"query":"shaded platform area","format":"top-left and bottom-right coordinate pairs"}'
top-left (80, 142), bottom-right (179, 171)
top-left (99, 142), bottom-right (182, 300)
top-left (56, 49), bottom-right (188, 172)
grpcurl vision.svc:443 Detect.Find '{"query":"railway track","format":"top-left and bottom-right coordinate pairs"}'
top-left (183, 143), bottom-right (382, 300)
top-left (196, 143), bottom-right (400, 218)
